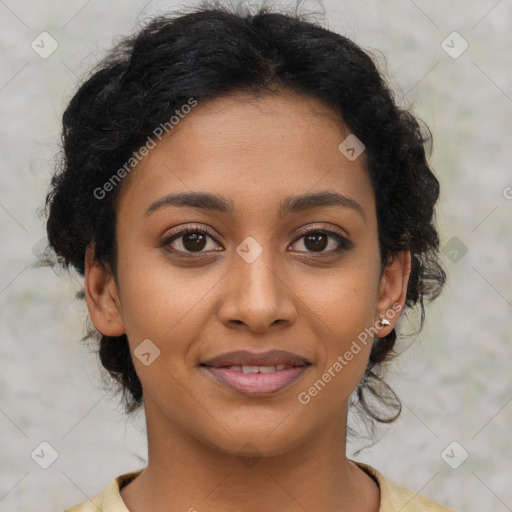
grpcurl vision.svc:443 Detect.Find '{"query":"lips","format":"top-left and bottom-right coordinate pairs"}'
top-left (223, 364), bottom-right (290, 373)
top-left (200, 350), bottom-right (311, 396)
top-left (201, 349), bottom-right (310, 368)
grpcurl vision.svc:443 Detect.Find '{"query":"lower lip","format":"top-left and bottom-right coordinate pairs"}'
top-left (203, 366), bottom-right (309, 396)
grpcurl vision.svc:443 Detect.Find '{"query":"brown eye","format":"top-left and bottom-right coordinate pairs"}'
top-left (289, 229), bottom-right (354, 256)
top-left (162, 226), bottom-right (223, 258)
top-left (303, 233), bottom-right (328, 252)
top-left (181, 232), bottom-right (208, 252)
top-left (161, 225), bottom-right (354, 259)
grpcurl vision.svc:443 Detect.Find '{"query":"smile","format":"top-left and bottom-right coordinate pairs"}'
top-left (227, 364), bottom-right (289, 372)
top-left (201, 350), bottom-right (311, 396)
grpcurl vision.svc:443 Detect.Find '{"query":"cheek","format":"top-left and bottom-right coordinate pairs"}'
top-left (296, 286), bottom-right (376, 412)
top-left (299, 254), bottom-right (382, 335)
top-left (115, 241), bottom-right (208, 334)
top-left (296, 261), bottom-right (381, 399)
top-left (115, 262), bottom-right (213, 411)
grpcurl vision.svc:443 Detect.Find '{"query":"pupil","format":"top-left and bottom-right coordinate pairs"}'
top-left (183, 233), bottom-right (206, 251)
top-left (305, 234), bottom-right (326, 252)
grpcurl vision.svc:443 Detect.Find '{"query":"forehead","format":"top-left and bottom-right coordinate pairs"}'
top-left (117, 91), bottom-right (375, 222)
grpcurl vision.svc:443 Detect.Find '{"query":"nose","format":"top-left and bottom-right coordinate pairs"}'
top-left (216, 250), bottom-right (298, 333)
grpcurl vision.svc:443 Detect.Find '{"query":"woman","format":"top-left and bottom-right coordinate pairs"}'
top-left (45, 2), bottom-right (454, 510)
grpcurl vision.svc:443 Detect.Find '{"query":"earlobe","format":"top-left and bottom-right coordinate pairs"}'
top-left (374, 250), bottom-right (412, 338)
top-left (84, 244), bottom-right (126, 337)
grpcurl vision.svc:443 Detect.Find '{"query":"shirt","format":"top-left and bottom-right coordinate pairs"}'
top-left (63, 461), bottom-right (457, 512)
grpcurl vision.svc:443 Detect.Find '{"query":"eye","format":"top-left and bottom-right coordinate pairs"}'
top-left (161, 225), bottom-right (223, 258)
top-left (289, 228), bottom-right (354, 256)
top-left (161, 225), bottom-right (354, 259)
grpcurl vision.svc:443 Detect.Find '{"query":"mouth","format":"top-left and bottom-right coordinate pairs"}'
top-left (200, 350), bottom-right (311, 396)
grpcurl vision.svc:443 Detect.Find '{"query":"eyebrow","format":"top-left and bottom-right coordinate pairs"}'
top-left (144, 190), bottom-right (366, 222)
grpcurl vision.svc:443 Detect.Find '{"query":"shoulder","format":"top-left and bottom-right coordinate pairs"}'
top-left (353, 461), bottom-right (459, 512)
top-left (62, 469), bottom-right (143, 512)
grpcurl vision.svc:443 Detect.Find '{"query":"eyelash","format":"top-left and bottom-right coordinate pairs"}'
top-left (161, 224), bottom-right (354, 259)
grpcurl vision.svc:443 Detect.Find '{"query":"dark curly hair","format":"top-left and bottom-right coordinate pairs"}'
top-left (44, 1), bottom-right (446, 426)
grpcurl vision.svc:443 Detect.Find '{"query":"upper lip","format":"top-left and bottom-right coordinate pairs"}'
top-left (201, 350), bottom-right (311, 368)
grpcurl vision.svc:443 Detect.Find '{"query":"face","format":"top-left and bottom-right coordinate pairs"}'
top-left (86, 91), bottom-right (410, 457)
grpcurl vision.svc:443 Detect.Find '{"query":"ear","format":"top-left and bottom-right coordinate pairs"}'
top-left (374, 250), bottom-right (411, 338)
top-left (84, 243), bottom-right (125, 337)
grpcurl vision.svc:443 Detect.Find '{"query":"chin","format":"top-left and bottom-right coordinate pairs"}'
top-left (196, 412), bottom-right (311, 460)
top-left (216, 432), bottom-right (305, 460)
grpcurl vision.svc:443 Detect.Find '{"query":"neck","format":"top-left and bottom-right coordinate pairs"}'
top-left (120, 403), bottom-right (380, 512)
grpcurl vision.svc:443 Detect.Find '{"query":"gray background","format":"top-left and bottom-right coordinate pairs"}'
top-left (1, 1), bottom-right (511, 511)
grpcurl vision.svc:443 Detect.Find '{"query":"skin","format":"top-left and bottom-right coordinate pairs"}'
top-left (85, 91), bottom-right (411, 512)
